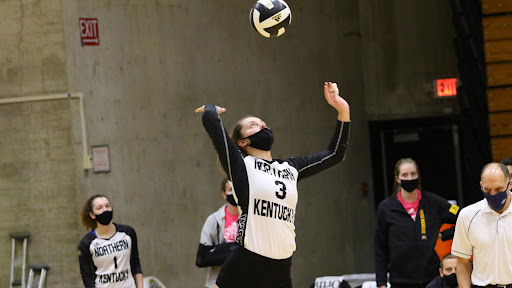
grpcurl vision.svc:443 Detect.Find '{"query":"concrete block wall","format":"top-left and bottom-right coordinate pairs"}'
top-left (0, 0), bottom-right (459, 287)
top-left (62, 0), bottom-right (373, 287)
top-left (0, 0), bottom-right (68, 96)
top-left (0, 0), bottom-right (78, 286)
top-left (0, 100), bottom-right (76, 286)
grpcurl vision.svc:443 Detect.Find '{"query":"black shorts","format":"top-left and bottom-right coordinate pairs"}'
top-left (216, 246), bottom-right (292, 288)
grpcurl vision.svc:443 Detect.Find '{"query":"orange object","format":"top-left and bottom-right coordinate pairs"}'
top-left (435, 224), bottom-right (454, 260)
top-left (435, 223), bottom-right (473, 261)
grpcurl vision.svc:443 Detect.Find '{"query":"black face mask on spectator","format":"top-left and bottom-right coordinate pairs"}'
top-left (443, 273), bottom-right (458, 288)
top-left (226, 194), bottom-right (237, 206)
top-left (400, 178), bottom-right (419, 192)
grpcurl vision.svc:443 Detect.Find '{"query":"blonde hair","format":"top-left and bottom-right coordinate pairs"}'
top-left (393, 158), bottom-right (422, 193)
top-left (230, 115), bottom-right (255, 154)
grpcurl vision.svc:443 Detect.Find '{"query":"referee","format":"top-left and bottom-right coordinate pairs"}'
top-left (452, 162), bottom-right (512, 288)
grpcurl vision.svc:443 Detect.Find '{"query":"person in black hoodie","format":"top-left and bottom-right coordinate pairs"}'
top-left (375, 158), bottom-right (460, 288)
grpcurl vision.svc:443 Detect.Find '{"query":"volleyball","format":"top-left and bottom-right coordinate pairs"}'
top-left (250, 0), bottom-right (292, 38)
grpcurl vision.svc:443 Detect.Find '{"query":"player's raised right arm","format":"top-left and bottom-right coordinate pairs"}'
top-left (195, 104), bottom-right (247, 183)
top-left (194, 105), bottom-right (226, 114)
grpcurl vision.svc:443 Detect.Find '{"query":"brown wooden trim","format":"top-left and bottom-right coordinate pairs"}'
top-left (491, 136), bottom-right (512, 161)
top-left (485, 40), bottom-right (512, 63)
top-left (482, 0), bottom-right (512, 15)
top-left (489, 111), bottom-right (512, 136)
top-left (483, 15), bottom-right (512, 41)
top-left (487, 62), bottom-right (512, 86)
top-left (488, 87), bottom-right (512, 112)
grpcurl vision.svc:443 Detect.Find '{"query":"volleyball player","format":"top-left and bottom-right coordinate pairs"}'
top-left (78, 195), bottom-right (143, 288)
top-left (194, 82), bottom-right (350, 288)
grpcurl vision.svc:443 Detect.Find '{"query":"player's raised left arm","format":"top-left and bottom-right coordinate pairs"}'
top-left (324, 82), bottom-right (350, 122)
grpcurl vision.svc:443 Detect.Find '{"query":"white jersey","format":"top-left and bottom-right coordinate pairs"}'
top-left (78, 224), bottom-right (142, 288)
top-left (202, 104), bottom-right (350, 259)
top-left (241, 156), bottom-right (299, 259)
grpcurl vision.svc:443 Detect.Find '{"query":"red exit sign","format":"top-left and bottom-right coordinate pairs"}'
top-left (79, 18), bottom-right (99, 46)
top-left (435, 78), bottom-right (457, 97)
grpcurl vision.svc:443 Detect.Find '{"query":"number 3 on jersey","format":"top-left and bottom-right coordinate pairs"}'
top-left (275, 180), bottom-right (287, 199)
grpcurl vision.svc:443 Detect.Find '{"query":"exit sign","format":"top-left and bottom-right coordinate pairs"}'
top-left (435, 78), bottom-right (457, 97)
top-left (79, 18), bottom-right (99, 46)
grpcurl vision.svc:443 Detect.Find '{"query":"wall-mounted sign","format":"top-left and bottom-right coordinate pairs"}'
top-left (92, 145), bottom-right (110, 173)
top-left (79, 18), bottom-right (100, 46)
top-left (435, 78), bottom-right (458, 97)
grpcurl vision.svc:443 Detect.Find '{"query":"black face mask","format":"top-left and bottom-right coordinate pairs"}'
top-left (443, 273), bottom-right (458, 288)
top-left (246, 128), bottom-right (274, 151)
top-left (95, 210), bottom-right (113, 225)
top-left (226, 194), bottom-right (238, 206)
top-left (400, 178), bottom-right (419, 193)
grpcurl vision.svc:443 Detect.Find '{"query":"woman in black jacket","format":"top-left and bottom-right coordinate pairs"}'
top-left (375, 158), bottom-right (459, 288)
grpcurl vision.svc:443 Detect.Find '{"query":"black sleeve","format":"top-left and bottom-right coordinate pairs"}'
top-left (202, 104), bottom-right (249, 206)
top-left (285, 121), bottom-right (350, 181)
top-left (78, 237), bottom-right (96, 288)
top-left (128, 227), bottom-right (143, 275)
top-left (440, 226), bottom-right (455, 241)
top-left (374, 203), bottom-right (389, 287)
top-left (434, 194), bottom-right (460, 241)
top-left (195, 242), bottom-right (239, 267)
top-left (440, 201), bottom-right (459, 224)
top-left (425, 276), bottom-right (439, 288)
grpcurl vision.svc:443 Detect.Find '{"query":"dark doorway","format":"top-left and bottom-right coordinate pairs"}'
top-left (369, 117), bottom-right (463, 208)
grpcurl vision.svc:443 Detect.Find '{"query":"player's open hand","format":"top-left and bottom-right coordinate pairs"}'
top-left (194, 105), bottom-right (227, 115)
top-left (324, 82), bottom-right (350, 122)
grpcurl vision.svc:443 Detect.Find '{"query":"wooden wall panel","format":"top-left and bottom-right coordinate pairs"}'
top-left (483, 2), bottom-right (512, 162)
top-left (483, 15), bottom-right (512, 41)
top-left (487, 62), bottom-right (512, 86)
top-left (488, 87), bottom-right (512, 112)
top-left (482, 0), bottom-right (512, 15)
top-left (489, 112), bottom-right (512, 136)
top-left (485, 40), bottom-right (512, 63)
top-left (491, 136), bottom-right (512, 161)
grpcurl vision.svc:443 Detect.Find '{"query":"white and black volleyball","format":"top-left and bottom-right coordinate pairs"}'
top-left (250, 0), bottom-right (292, 38)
